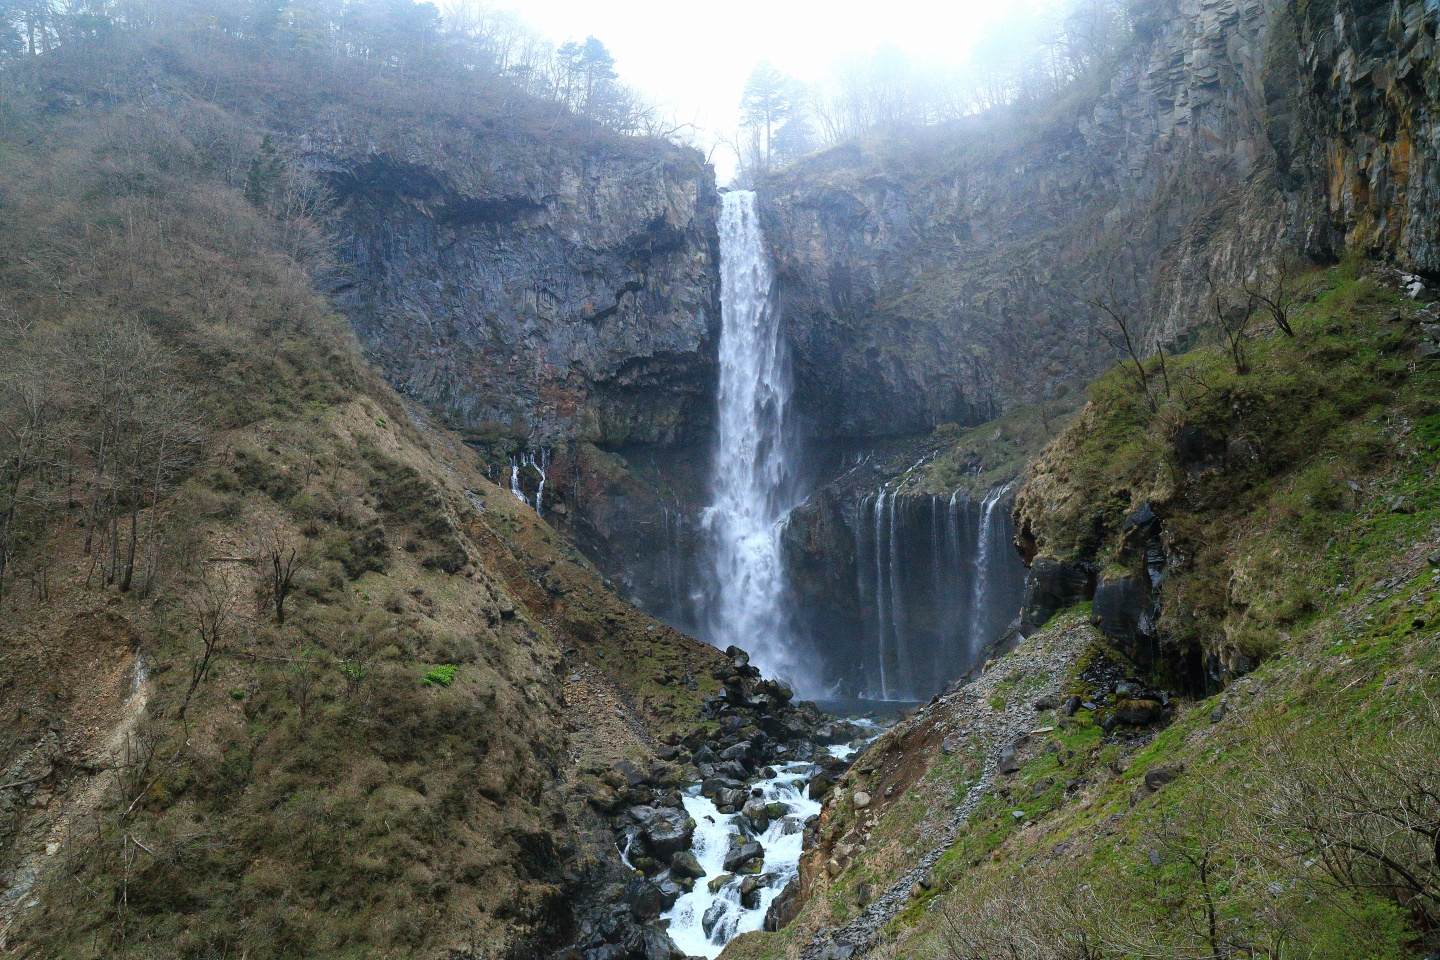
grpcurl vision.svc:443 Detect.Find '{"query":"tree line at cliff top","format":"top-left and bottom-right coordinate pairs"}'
top-left (0, 0), bottom-right (683, 137)
top-left (732, 0), bottom-right (1136, 181)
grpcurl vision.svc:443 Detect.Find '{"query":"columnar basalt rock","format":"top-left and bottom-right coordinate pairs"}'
top-left (754, 0), bottom-right (1324, 440)
top-left (321, 139), bottom-right (722, 447)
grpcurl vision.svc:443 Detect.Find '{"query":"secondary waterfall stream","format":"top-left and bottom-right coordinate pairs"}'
top-left (853, 484), bottom-right (1027, 700)
top-left (703, 190), bottom-right (803, 687)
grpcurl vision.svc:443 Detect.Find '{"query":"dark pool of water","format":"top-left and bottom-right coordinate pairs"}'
top-left (810, 697), bottom-right (926, 720)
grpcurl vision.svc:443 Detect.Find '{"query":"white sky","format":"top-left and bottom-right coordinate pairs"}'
top-left (495, 0), bottom-right (1042, 178)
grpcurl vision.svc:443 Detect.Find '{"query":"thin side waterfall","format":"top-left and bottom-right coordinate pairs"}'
top-left (507, 450), bottom-right (550, 515)
top-left (873, 491), bottom-right (890, 699)
top-left (703, 191), bottom-right (803, 686)
top-left (887, 491), bottom-right (907, 692)
top-left (509, 460), bottom-right (526, 505)
top-left (969, 481), bottom-right (1014, 655)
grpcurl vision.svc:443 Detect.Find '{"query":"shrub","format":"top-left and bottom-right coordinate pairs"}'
top-left (423, 664), bottom-right (457, 687)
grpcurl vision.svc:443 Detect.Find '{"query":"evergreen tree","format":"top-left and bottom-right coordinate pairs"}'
top-left (556, 34), bottom-right (616, 115)
top-left (740, 60), bottom-right (795, 170)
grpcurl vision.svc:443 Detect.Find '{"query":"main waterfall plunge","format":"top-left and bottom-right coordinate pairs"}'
top-left (695, 190), bottom-right (1028, 701)
top-left (701, 191), bottom-right (807, 687)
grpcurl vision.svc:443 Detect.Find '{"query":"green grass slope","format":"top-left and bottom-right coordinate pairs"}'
top-left (724, 259), bottom-right (1440, 959)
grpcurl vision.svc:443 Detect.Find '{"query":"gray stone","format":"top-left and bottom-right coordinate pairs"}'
top-left (670, 850), bottom-right (705, 879)
top-left (629, 806), bottom-right (695, 858)
top-left (723, 838), bottom-right (765, 874)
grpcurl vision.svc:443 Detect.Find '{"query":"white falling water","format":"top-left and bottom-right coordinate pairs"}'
top-left (872, 491), bottom-right (890, 699)
top-left (507, 450), bottom-right (550, 515)
top-left (969, 481), bottom-right (1014, 654)
top-left (886, 491), bottom-right (907, 691)
top-left (703, 191), bottom-right (801, 685)
top-left (509, 460), bottom-right (526, 505)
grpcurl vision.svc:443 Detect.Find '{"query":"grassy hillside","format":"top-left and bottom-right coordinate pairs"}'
top-left (0, 15), bottom-right (726, 959)
top-left (721, 261), bottom-right (1440, 959)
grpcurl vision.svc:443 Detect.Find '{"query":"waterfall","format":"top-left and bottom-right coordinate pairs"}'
top-left (533, 449), bottom-right (549, 514)
top-left (849, 483), bottom-right (1026, 699)
top-left (507, 450), bottom-right (549, 515)
top-left (703, 191), bottom-right (802, 686)
top-left (969, 481), bottom-right (1014, 655)
top-left (509, 459), bottom-right (526, 505)
top-left (886, 490), bottom-right (907, 693)
top-left (872, 491), bottom-right (890, 699)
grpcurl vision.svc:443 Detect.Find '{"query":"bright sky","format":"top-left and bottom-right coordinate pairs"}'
top-left (497, 0), bottom-right (1044, 178)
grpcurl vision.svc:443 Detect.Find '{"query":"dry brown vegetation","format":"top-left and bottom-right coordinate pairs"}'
top-left (0, 7), bottom-right (727, 958)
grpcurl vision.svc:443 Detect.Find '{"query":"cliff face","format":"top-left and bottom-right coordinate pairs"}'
top-left (756, 0), bottom-right (1313, 440)
top-left (322, 136), bottom-right (721, 447)
top-left (1299, 0), bottom-right (1440, 271)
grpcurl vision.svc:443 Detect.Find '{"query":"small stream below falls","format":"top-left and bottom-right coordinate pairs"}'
top-left (662, 762), bottom-right (819, 956)
top-left (661, 735), bottom-right (875, 957)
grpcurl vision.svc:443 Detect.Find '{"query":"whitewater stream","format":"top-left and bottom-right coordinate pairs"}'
top-left (661, 761), bottom-right (821, 957)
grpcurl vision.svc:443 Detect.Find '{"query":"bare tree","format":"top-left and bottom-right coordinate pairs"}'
top-left (178, 569), bottom-right (236, 721)
top-left (933, 872), bottom-right (1108, 960)
top-left (1255, 705), bottom-right (1440, 929)
top-left (1243, 256), bottom-right (1299, 338)
top-left (1205, 263), bottom-right (1253, 375)
top-left (61, 318), bottom-right (204, 592)
top-left (1085, 288), bottom-right (1164, 411)
top-left (254, 520), bottom-right (302, 624)
top-left (0, 342), bottom-right (55, 599)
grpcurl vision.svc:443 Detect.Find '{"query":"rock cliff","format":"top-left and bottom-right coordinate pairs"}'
top-left (320, 131), bottom-right (721, 447)
top-left (754, 0), bottom-right (1324, 440)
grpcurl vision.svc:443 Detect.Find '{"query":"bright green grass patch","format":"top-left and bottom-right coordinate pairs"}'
top-left (423, 663), bottom-right (457, 687)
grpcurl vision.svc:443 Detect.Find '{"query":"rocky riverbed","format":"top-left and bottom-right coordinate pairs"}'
top-left (559, 646), bottom-right (879, 960)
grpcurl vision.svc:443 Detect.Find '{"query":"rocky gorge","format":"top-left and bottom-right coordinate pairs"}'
top-left (5, 0), bottom-right (1440, 958)
top-left (304, 0), bottom-right (1440, 709)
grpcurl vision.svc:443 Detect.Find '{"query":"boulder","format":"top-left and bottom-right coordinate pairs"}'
top-left (723, 838), bottom-right (765, 874)
top-left (1143, 764), bottom-right (1184, 791)
top-left (715, 787), bottom-right (750, 810)
top-left (713, 760), bottom-right (750, 781)
top-left (630, 806), bottom-right (695, 858)
top-left (757, 679), bottom-right (794, 703)
top-left (623, 877), bottom-right (670, 921)
top-left (669, 850), bottom-right (705, 879)
top-left (998, 741), bottom-right (1023, 774)
top-left (1114, 699), bottom-right (1162, 726)
top-left (853, 791), bottom-right (872, 809)
top-left (584, 944), bottom-right (627, 960)
top-left (701, 898), bottom-right (729, 938)
top-left (719, 741), bottom-right (753, 763)
top-left (742, 798), bottom-right (771, 831)
top-left (764, 876), bottom-right (801, 931)
top-left (640, 929), bottom-right (683, 960)
top-left (807, 771), bottom-right (836, 800)
top-left (739, 875), bottom-right (762, 909)
top-left (700, 776), bottom-right (745, 798)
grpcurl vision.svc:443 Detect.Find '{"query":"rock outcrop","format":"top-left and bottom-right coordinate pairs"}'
top-left (321, 134), bottom-right (721, 447)
top-left (754, 0), bottom-right (1322, 440)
